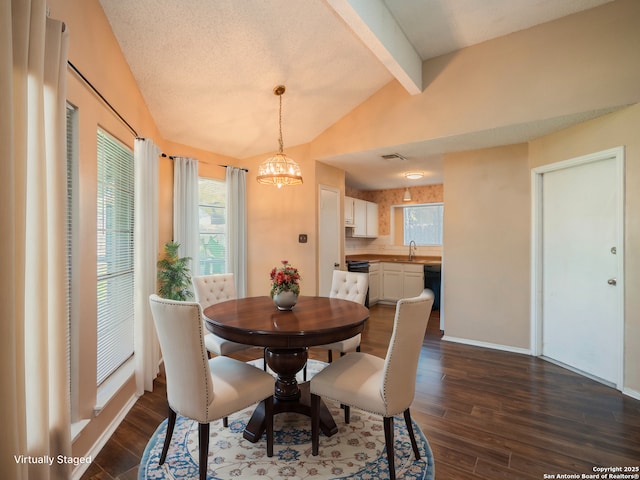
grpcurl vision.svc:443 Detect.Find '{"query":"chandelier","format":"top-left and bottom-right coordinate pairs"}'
top-left (256, 85), bottom-right (303, 188)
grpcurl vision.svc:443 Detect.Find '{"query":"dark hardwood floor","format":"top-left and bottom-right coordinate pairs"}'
top-left (81, 305), bottom-right (640, 479)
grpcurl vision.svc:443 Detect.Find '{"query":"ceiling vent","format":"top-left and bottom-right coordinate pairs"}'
top-left (381, 153), bottom-right (407, 161)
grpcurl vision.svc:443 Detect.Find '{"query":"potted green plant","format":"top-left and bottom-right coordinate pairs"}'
top-left (157, 241), bottom-right (193, 301)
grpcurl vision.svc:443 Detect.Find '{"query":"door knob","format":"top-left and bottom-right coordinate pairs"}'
top-left (607, 278), bottom-right (617, 286)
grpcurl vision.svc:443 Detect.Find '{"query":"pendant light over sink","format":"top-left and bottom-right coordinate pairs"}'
top-left (256, 85), bottom-right (303, 188)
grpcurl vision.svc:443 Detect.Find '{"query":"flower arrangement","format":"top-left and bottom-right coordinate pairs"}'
top-left (270, 260), bottom-right (301, 297)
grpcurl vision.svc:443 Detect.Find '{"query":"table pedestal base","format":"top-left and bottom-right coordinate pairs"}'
top-left (243, 382), bottom-right (338, 443)
top-left (242, 347), bottom-right (338, 443)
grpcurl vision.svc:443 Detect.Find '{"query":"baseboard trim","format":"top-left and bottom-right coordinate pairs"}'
top-left (623, 387), bottom-right (640, 401)
top-left (71, 393), bottom-right (139, 480)
top-left (442, 335), bottom-right (531, 356)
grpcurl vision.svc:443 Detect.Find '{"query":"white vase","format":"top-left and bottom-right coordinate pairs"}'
top-left (273, 290), bottom-right (298, 310)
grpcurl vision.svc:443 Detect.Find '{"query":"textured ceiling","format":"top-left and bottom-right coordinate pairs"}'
top-left (98, 0), bottom-right (614, 189)
top-left (98, 0), bottom-right (393, 159)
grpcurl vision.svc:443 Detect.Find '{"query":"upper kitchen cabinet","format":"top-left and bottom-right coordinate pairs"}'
top-left (351, 198), bottom-right (378, 238)
top-left (344, 196), bottom-right (355, 226)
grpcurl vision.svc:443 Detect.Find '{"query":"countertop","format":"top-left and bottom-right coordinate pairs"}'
top-left (346, 254), bottom-right (441, 266)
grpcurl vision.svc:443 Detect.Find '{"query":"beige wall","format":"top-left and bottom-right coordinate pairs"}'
top-left (443, 144), bottom-right (531, 349)
top-left (243, 143), bottom-right (319, 296)
top-left (311, 0), bottom-right (640, 160)
top-left (529, 103), bottom-right (640, 393)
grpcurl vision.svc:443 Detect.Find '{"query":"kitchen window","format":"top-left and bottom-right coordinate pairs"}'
top-left (199, 177), bottom-right (227, 274)
top-left (402, 203), bottom-right (443, 246)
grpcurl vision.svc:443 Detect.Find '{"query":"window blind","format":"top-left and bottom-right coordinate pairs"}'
top-left (66, 104), bottom-right (77, 403)
top-left (403, 203), bottom-right (444, 246)
top-left (96, 129), bottom-right (134, 386)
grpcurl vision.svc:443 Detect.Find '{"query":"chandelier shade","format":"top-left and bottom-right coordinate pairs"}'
top-left (257, 85), bottom-right (303, 188)
top-left (257, 152), bottom-right (303, 187)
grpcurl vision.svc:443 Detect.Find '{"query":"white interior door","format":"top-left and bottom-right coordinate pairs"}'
top-left (540, 152), bottom-right (623, 386)
top-left (319, 186), bottom-right (341, 296)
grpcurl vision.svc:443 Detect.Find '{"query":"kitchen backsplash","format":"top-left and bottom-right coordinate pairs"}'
top-left (345, 234), bottom-right (442, 257)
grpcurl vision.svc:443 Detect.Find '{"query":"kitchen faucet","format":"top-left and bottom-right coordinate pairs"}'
top-left (408, 240), bottom-right (417, 261)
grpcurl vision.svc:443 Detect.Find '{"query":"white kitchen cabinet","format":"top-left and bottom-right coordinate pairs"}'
top-left (380, 262), bottom-right (424, 302)
top-left (403, 263), bottom-right (425, 298)
top-left (352, 199), bottom-right (378, 238)
top-left (353, 199), bottom-right (367, 236)
top-left (368, 263), bottom-right (380, 305)
top-left (365, 201), bottom-right (378, 237)
top-left (381, 263), bottom-right (404, 302)
top-left (344, 196), bottom-right (355, 226)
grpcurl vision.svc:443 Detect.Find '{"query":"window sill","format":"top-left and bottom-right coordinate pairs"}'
top-left (70, 419), bottom-right (90, 442)
top-left (94, 356), bottom-right (135, 416)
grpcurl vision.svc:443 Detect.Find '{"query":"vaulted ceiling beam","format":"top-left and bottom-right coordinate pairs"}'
top-left (327, 0), bottom-right (423, 95)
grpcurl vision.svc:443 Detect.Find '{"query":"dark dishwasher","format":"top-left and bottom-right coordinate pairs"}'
top-left (423, 264), bottom-right (441, 310)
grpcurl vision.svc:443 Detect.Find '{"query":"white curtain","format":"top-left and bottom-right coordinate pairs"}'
top-left (226, 167), bottom-right (248, 297)
top-left (1, 1), bottom-right (71, 478)
top-left (173, 157), bottom-right (200, 277)
top-left (134, 138), bottom-right (161, 394)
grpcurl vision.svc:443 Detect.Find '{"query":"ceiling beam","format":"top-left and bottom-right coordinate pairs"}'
top-left (327, 0), bottom-right (423, 95)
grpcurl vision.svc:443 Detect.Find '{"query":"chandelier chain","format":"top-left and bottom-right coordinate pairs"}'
top-left (278, 93), bottom-right (284, 153)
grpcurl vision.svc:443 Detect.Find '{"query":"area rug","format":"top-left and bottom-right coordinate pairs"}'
top-left (140, 360), bottom-right (434, 479)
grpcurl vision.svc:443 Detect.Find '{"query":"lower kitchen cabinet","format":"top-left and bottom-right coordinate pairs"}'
top-left (381, 263), bottom-right (403, 302)
top-left (380, 262), bottom-right (424, 302)
top-left (403, 264), bottom-right (426, 298)
top-left (368, 263), bottom-right (380, 305)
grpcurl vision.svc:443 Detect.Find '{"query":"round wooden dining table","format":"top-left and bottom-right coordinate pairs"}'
top-left (203, 295), bottom-right (369, 443)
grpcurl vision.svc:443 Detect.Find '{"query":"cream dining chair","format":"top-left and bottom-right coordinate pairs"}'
top-left (149, 294), bottom-right (274, 480)
top-left (303, 270), bottom-right (368, 381)
top-left (310, 289), bottom-right (435, 480)
top-left (318, 270), bottom-right (368, 359)
top-left (192, 273), bottom-right (259, 359)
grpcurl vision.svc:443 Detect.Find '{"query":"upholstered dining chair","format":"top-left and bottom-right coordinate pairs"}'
top-left (310, 289), bottom-right (435, 480)
top-left (318, 270), bottom-right (368, 359)
top-left (303, 270), bottom-right (368, 381)
top-left (192, 273), bottom-right (260, 361)
top-left (149, 294), bottom-right (274, 480)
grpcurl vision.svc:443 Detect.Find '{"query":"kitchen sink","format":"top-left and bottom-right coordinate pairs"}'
top-left (389, 258), bottom-right (438, 264)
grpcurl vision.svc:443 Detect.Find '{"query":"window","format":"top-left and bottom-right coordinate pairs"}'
top-left (198, 178), bottom-right (227, 274)
top-left (403, 203), bottom-right (443, 246)
top-left (96, 129), bottom-right (134, 386)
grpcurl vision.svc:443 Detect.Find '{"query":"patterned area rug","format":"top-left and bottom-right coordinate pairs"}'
top-left (140, 360), bottom-right (434, 479)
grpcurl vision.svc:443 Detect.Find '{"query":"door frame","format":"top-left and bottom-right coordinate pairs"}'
top-left (530, 146), bottom-right (625, 389)
top-left (318, 185), bottom-right (342, 296)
